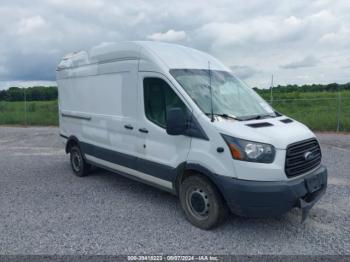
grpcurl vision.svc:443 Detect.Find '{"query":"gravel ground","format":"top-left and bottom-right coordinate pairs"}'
top-left (0, 127), bottom-right (349, 255)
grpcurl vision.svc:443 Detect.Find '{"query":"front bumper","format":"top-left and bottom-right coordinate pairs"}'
top-left (215, 165), bottom-right (327, 218)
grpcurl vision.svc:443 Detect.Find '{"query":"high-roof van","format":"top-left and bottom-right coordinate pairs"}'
top-left (57, 41), bottom-right (327, 229)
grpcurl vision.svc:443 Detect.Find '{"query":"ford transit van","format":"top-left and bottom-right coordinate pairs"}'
top-left (57, 41), bottom-right (327, 229)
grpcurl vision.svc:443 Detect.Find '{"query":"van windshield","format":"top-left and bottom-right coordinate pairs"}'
top-left (170, 69), bottom-right (276, 120)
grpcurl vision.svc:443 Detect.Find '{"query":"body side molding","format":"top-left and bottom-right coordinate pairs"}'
top-left (85, 154), bottom-right (173, 191)
top-left (61, 112), bottom-right (92, 121)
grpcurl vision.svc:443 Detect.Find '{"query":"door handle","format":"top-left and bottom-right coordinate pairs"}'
top-left (138, 128), bottom-right (149, 133)
top-left (124, 124), bottom-right (134, 130)
top-left (124, 124), bottom-right (133, 130)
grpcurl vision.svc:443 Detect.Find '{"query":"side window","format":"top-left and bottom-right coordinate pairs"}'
top-left (144, 77), bottom-right (188, 128)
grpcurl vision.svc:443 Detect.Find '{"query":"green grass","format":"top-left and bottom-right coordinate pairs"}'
top-left (257, 90), bottom-right (350, 132)
top-left (0, 90), bottom-right (349, 131)
top-left (0, 100), bottom-right (58, 126)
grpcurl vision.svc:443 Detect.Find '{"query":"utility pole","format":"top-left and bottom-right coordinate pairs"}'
top-left (24, 88), bottom-right (27, 127)
top-left (336, 84), bottom-right (341, 132)
top-left (270, 74), bottom-right (274, 105)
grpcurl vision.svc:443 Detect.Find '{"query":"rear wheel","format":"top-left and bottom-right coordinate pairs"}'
top-left (70, 145), bottom-right (91, 177)
top-left (179, 175), bottom-right (228, 229)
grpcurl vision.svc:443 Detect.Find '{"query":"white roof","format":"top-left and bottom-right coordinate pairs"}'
top-left (57, 41), bottom-right (229, 71)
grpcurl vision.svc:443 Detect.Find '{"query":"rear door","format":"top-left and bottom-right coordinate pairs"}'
top-left (136, 72), bottom-right (192, 190)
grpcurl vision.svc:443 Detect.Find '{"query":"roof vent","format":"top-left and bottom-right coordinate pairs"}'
top-left (280, 118), bottom-right (293, 124)
top-left (246, 122), bottom-right (273, 128)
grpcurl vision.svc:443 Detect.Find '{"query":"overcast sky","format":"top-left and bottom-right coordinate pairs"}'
top-left (0, 0), bottom-right (349, 89)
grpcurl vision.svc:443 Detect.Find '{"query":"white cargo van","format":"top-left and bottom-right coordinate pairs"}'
top-left (57, 41), bottom-right (327, 229)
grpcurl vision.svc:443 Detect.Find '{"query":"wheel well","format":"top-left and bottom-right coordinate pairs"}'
top-left (65, 137), bottom-right (79, 154)
top-left (175, 168), bottom-right (228, 206)
top-left (176, 168), bottom-right (215, 194)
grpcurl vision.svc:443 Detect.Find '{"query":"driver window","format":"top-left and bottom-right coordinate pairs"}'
top-left (144, 77), bottom-right (188, 128)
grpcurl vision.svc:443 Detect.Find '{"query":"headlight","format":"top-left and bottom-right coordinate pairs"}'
top-left (221, 134), bottom-right (275, 163)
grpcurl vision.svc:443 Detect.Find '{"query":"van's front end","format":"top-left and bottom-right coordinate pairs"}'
top-left (169, 68), bottom-right (327, 223)
top-left (215, 118), bottom-right (327, 221)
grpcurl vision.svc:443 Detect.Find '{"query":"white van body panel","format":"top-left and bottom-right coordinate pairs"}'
top-left (214, 117), bottom-right (316, 150)
top-left (58, 58), bottom-right (141, 163)
top-left (136, 72), bottom-right (192, 171)
top-left (138, 41), bottom-right (229, 71)
top-left (57, 41), bottom-right (321, 186)
top-left (57, 41), bottom-right (327, 220)
top-left (186, 112), bottom-right (237, 178)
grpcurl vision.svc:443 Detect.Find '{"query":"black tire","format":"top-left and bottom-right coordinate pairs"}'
top-left (179, 175), bottom-right (228, 230)
top-left (70, 145), bottom-right (91, 177)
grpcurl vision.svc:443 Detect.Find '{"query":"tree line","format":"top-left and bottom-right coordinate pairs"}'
top-left (0, 86), bottom-right (58, 101)
top-left (253, 82), bottom-right (350, 93)
top-left (0, 82), bottom-right (349, 102)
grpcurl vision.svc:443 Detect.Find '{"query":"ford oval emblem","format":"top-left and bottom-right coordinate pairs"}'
top-left (304, 151), bottom-right (315, 161)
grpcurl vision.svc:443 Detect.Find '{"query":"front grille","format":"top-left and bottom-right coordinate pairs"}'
top-left (285, 138), bottom-right (322, 178)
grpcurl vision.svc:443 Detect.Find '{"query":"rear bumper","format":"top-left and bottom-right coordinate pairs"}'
top-left (215, 165), bottom-right (327, 217)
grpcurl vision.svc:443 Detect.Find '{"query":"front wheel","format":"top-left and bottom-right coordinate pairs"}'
top-left (179, 175), bottom-right (228, 229)
top-left (70, 145), bottom-right (91, 177)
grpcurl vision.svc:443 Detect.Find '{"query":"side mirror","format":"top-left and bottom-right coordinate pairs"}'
top-left (166, 107), bottom-right (187, 135)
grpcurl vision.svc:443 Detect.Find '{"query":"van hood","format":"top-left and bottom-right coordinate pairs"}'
top-left (213, 116), bottom-right (315, 149)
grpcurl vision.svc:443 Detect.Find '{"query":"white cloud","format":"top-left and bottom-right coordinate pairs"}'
top-left (195, 10), bottom-right (337, 49)
top-left (280, 55), bottom-right (320, 69)
top-left (147, 29), bottom-right (186, 42)
top-left (17, 15), bottom-right (47, 35)
top-left (0, 0), bottom-right (349, 88)
top-left (319, 26), bottom-right (350, 46)
top-left (230, 65), bottom-right (260, 79)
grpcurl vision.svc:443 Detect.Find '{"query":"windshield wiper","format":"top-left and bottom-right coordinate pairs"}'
top-left (241, 114), bottom-right (276, 121)
top-left (205, 113), bottom-right (242, 121)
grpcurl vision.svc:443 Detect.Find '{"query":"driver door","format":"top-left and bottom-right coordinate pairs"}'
top-left (136, 72), bottom-right (192, 190)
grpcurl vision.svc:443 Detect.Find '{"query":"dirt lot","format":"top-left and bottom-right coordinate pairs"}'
top-left (0, 127), bottom-right (349, 255)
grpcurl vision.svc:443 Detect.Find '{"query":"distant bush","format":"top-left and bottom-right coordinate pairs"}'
top-left (254, 82), bottom-right (350, 95)
top-left (0, 86), bottom-right (58, 102)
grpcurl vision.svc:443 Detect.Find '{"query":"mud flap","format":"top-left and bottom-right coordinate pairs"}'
top-left (299, 186), bottom-right (326, 223)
